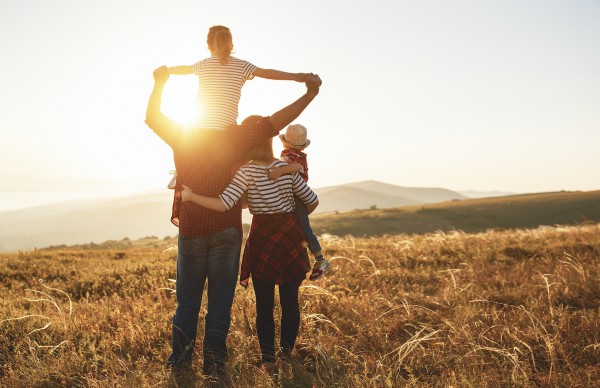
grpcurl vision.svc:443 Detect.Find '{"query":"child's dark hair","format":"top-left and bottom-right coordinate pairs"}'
top-left (207, 25), bottom-right (233, 65)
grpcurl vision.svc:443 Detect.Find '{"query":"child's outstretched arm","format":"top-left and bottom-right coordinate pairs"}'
top-left (168, 65), bottom-right (194, 75)
top-left (268, 162), bottom-right (303, 180)
top-left (181, 185), bottom-right (228, 212)
top-left (253, 68), bottom-right (307, 82)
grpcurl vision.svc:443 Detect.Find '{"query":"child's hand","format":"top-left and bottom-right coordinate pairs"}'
top-left (181, 185), bottom-right (193, 202)
top-left (268, 167), bottom-right (283, 181)
top-left (153, 66), bottom-right (170, 83)
top-left (295, 73), bottom-right (309, 82)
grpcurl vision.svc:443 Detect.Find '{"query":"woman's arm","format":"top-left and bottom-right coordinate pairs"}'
top-left (181, 185), bottom-right (228, 212)
top-left (253, 68), bottom-right (307, 82)
top-left (239, 193), bottom-right (249, 209)
top-left (181, 167), bottom-right (249, 212)
top-left (168, 65), bottom-right (194, 75)
top-left (306, 199), bottom-right (319, 214)
top-left (291, 173), bottom-right (319, 212)
top-left (268, 162), bottom-right (303, 180)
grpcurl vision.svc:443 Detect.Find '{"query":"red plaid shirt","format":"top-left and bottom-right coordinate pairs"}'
top-left (240, 213), bottom-right (310, 286)
top-left (281, 149), bottom-right (309, 182)
top-left (146, 113), bottom-right (278, 236)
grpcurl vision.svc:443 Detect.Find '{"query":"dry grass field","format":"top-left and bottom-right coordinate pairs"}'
top-left (1, 223), bottom-right (600, 387)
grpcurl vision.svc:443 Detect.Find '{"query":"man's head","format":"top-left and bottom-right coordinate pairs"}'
top-left (241, 115), bottom-right (264, 125)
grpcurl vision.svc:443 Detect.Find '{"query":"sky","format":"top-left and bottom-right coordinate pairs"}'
top-left (1, 0), bottom-right (599, 211)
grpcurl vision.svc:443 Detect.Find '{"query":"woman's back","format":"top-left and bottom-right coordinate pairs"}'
top-left (220, 160), bottom-right (317, 215)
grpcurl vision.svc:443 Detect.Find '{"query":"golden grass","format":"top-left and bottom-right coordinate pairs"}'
top-left (1, 224), bottom-right (600, 386)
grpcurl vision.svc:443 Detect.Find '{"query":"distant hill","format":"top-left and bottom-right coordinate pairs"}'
top-left (0, 181), bottom-right (469, 251)
top-left (0, 191), bottom-right (177, 252)
top-left (311, 190), bottom-right (600, 236)
top-left (313, 186), bottom-right (420, 213)
top-left (316, 180), bottom-right (467, 210)
top-left (458, 190), bottom-right (515, 198)
top-left (1, 182), bottom-right (591, 252)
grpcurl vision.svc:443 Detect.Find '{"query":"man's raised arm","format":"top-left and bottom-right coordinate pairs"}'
top-left (268, 74), bottom-right (322, 132)
top-left (145, 66), bottom-right (181, 146)
top-left (145, 66), bottom-right (169, 124)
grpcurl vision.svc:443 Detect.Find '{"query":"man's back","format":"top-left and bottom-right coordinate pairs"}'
top-left (152, 117), bottom-right (277, 235)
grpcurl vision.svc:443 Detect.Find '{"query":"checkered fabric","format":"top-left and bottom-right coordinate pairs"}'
top-left (240, 213), bottom-right (311, 286)
top-left (281, 149), bottom-right (309, 182)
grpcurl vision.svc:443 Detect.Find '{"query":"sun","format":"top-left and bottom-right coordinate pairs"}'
top-left (161, 76), bottom-right (202, 126)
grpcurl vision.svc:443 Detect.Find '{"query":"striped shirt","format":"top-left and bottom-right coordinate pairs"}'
top-left (193, 56), bottom-right (257, 130)
top-left (219, 160), bottom-right (318, 215)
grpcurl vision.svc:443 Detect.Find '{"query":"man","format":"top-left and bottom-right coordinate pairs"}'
top-left (144, 65), bottom-right (321, 375)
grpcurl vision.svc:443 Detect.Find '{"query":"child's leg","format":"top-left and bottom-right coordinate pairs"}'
top-left (294, 196), bottom-right (322, 258)
top-left (294, 196), bottom-right (330, 280)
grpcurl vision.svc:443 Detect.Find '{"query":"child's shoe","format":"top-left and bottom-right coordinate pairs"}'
top-left (309, 257), bottom-right (330, 281)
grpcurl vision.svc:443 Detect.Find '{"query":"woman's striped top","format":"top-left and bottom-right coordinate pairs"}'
top-left (192, 56), bottom-right (257, 130)
top-left (219, 160), bottom-right (318, 215)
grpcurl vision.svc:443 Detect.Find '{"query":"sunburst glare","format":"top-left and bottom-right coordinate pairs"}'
top-left (161, 76), bottom-right (202, 126)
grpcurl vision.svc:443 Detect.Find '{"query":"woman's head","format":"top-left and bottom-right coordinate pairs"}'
top-left (242, 115), bottom-right (274, 162)
top-left (207, 25), bottom-right (233, 65)
top-left (246, 137), bottom-right (274, 163)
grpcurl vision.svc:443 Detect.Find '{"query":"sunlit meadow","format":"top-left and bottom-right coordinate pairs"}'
top-left (1, 223), bottom-right (600, 386)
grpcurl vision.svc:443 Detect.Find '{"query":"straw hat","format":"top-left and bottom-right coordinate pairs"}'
top-left (279, 124), bottom-right (310, 149)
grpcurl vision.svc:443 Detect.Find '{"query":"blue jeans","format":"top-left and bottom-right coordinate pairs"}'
top-left (168, 227), bottom-right (242, 373)
top-left (294, 196), bottom-right (322, 254)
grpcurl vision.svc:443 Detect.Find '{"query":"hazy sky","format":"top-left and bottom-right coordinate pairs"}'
top-left (1, 0), bottom-right (599, 210)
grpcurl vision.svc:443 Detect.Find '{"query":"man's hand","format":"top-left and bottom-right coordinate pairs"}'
top-left (153, 65), bottom-right (170, 83)
top-left (268, 73), bottom-right (322, 132)
top-left (305, 73), bottom-right (322, 97)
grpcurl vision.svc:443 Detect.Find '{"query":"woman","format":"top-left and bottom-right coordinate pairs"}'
top-left (180, 118), bottom-right (318, 370)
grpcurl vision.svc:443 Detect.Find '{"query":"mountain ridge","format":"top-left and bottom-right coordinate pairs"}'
top-left (0, 181), bottom-right (551, 251)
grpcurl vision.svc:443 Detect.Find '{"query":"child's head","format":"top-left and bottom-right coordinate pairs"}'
top-left (279, 124), bottom-right (310, 150)
top-left (207, 25), bottom-right (233, 65)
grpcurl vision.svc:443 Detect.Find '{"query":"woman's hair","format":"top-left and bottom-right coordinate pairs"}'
top-left (241, 115), bottom-right (274, 162)
top-left (246, 136), bottom-right (274, 163)
top-left (207, 25), bottom-right (233, 65)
